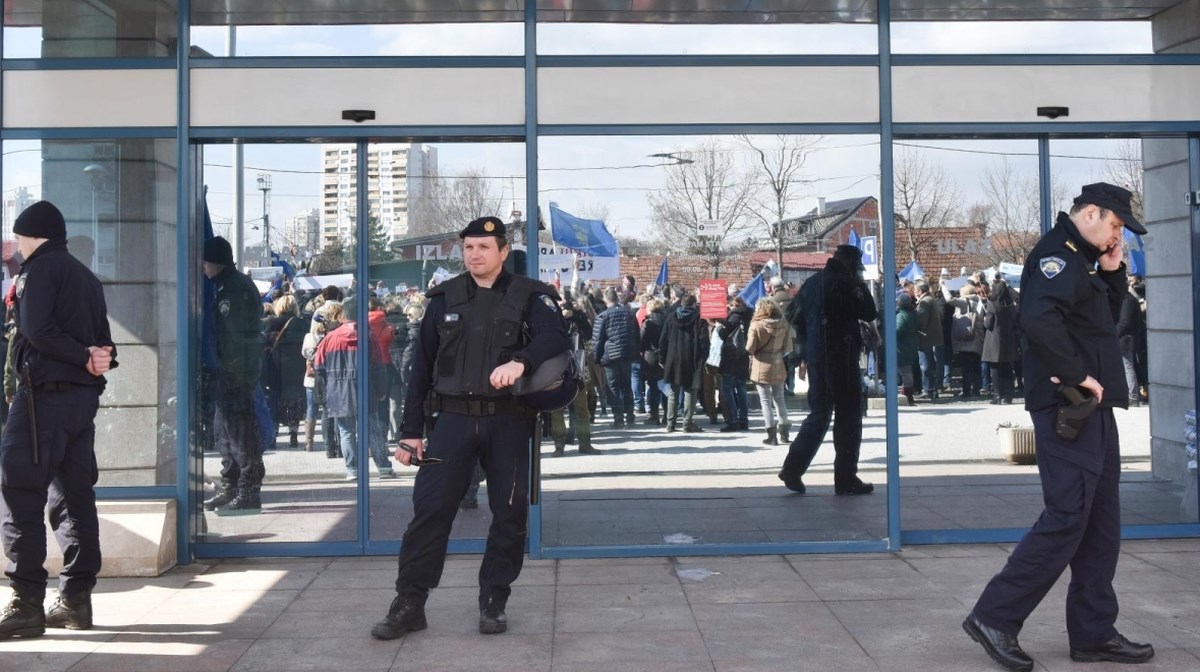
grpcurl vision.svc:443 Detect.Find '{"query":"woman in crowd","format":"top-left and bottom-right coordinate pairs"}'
top-left (263, 294), bottom-right (308, 447)
top-left (746, 298), bottom-right (792, 445)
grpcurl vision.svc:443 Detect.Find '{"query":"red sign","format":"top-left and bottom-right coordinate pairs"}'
top-left (699, 279), bottom-right (728, 320)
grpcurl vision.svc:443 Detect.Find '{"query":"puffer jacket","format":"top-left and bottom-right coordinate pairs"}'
top-left (746, 317), bottom-right (792, 385)
top-left (592, 304), bottom-right (639, 365)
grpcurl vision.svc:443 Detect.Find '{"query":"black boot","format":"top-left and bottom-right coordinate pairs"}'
top-left (0, 596), bottom-right (45, 640)
top-left (216, 490), bottom-right (262, 516)
top-left (762, 428), bottom-right (778, 445)
top-left (778, 424), bottom-right (791, 444)
top-left (45, 591), bottom-right (92, 630)
top-left (553, 441), bottom-right (565, 457)
top-left (479, 598), bottom-right (507, 634)
top-left (579, 441), bottom-right (601, 455)
top-left (778, 470), bottom-right (805, 494)
top-left (289, 428), bottom-right (299, 448)
top-left (720, 424), bottom-right (739, 433)
top-left (370, 595), bottom-right (427, 640)
top-left (645, 412), bottom-right (659, 425)
top-left (203, 482), bottom-right (237, 512)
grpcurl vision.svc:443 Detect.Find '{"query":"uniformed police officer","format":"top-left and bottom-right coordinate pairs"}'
top-left (371, 216), bottom-right (569, 640)
top-left (963, 183), bottom-right (1155, 671)
top-left (201, 236), bottom-right (266, 515)
top-left (0, 201), bottom-right (116, 639)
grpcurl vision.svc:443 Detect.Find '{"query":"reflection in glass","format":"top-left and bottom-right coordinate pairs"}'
top-left (4, 0), bottom-right (179, 58)
top-left (537, 134), bottom-right (885, 547)
top-left (538, 23), bottom-right (878, 55)
top-left (189, 23), bottom-right (522, 58)
top-left (891, 21), bottom-right (1153, 55)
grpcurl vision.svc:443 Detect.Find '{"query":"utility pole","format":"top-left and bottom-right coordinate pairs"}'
top-left (257, 173), bottom-right (272, 264)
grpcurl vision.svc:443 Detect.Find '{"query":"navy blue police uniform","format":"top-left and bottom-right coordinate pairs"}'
top-left (967, 183), bottom-right (1154, 670)
top-left (1, 201), bottom-right (116, 637)
top-left (202, 237), bottom-right (266, 514)
top-left (374, 217), bottom-right (569, 639)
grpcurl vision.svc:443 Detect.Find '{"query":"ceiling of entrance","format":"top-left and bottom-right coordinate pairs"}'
top-left (3, 1), bottom-right (1189, 27)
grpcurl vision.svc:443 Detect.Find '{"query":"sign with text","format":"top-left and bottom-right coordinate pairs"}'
top-left (699, 279), bottom-right (729, 320)
top-left (697, 219), bottom-right (722, 238)
top-left (860, 235), bottom-right (879, 281)
top-left (536, 244), bottom-right (620, 282)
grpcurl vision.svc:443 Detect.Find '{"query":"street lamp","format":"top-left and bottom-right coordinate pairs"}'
top-left (83, 163), bottom-right (109, 269)
top-left (256, 173), bottom-right (272, 263)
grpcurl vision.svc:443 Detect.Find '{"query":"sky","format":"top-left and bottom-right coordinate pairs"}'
top-left (0, 18), bottom-right (1159, 248)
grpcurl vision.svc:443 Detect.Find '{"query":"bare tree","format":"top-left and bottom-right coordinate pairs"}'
top-left (410, 168), bottom-right (505, 237)
top-left (738, 134), bottom-right (822, 273)
top-left (978, 158), bottom-right (1042, 268)
top-left (893, 146), bottom-right (961, 267)
top-left (1103, 139), bottom-right (1144, 223)
top-left (647, 139), bottom-right (756, 278)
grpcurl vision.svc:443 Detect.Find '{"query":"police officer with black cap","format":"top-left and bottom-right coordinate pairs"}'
top-left (0, 201), bottom-right (116, 639)
top-left (371, 216), bottom-right (569, 640)
top-left (201, 236), bottom-right (266, 515)
top-left (963, 183), bottom-right (1155, 671)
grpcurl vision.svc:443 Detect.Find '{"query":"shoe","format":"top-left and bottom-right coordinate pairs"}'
top-left (739, 421), bottom-right (749, 431)
top-left (834, 481), bottom-right (875, 495)
top-left (635, 406), bottom-right (646, 414)
top-left (216, 491), bottom-right (262, 516)
top-left (553, 443), bottom-right (565, 457)
top-left (962, 613), bottom-right (1033, 672)
top-left (345, 473), bottom-right (357, 481)
top-left (579, 444), bottom-right (601, 455)
top-left (370, 595), bottom-right (427, 640)
top-left (479, 600), bottom-right (507, 634)
top-left (613, 420), bottom-right (626, 429)
top-left (0, 596), bottom-right (45, 640)
top-left (720, 424), bottom-right (739, 433)
top-left (644, 413), bottom-right (660, 425)
top-left (1069, 634), bottom-right (1154, 664)
top-left (708, 416), bottom-right (720, 425)
top-left (762, 428), bottom-right (778, 446)
top-left (666, 423), bottom-right (677, 433)
top-left (684, 422), bottom-right (704, 433)
top-left (626, 414), bottom-right (636, 425)
top-left (289, 431), bottom-right (299, 448)
top-left (45, 592), bottom-right (92, 630)
top-left (778, 470), bottom-right (805, 494)
top-left (990, 396), bottom-right (1001, 405)
top-left (203, 483), bottom-right (237, 512)
top-left (377, 469), bottom-right (398, 479)
top-left (778, 425), bottom-right (791, 444)
top-left (1002, 398), bottom-right (1013, 405)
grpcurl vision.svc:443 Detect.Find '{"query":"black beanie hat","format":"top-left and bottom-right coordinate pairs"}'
top-left (14, 201), bottom-right (67, 239)
top-left (204, 236), bottom-right (235, 266)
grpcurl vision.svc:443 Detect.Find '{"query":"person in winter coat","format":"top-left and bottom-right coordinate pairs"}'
top-left (895, 293), bottom-right (919, 405)
top-left (550, 296), bottom-right (597, 455)
top-left (262, 294), bottom-right (308, 447)
top-left (746, 298), bottom-right (792, 445)
top-left (300, 310), bottom-right (332, 452)
top-left (982, 278), bottom-right (1020, 405)
top-left (947, 284), bottom-right (986, 398)
top-left (592, 288), bottom-right (640, 428)
top-left (659, 294), bottom-right (708, 433)
top-left (914, 280), bottom-right (944, 399)
top-left (779, 245), bottom-right (877, 496)
top-left (716, 297), bottom-right (753, 432)
top-left (639, 299), bottom-right (667, 425)
top-left (1116, 276), bottom-right (1146, 406)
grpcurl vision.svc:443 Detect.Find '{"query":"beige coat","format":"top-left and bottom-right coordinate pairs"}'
top-left (746, 317), bottom-right (792, 385)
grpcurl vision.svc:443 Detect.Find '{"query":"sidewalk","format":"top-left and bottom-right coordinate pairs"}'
top-left (3, 539), bottom-right (1199, 671)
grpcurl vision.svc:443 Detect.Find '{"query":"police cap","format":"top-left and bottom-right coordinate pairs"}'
top-left (460, 216), bottom-right (507, 239)
top-left (1073, 182), bottom-right (1146, 235)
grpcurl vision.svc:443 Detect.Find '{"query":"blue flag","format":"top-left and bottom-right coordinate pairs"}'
top-left (270, 250), bottom-right (296, 280)
top-left (898, 260), bottom-right (925, 282)
top-left (655, 255), bottom-right (669, 287)
top-left (548, 202), bottom-right (618, 256)
top-left (738, 273), bottom-right (767, 309)
top-left (1124, 228), bottom-right (1146, 278)
top-left (848, 227), bottom-right (860, 249)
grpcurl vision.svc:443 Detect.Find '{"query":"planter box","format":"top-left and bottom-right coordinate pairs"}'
top-left (999, 426), bottom-right (1037, 465)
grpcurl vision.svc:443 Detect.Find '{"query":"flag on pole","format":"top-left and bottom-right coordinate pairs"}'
top-left (655, 254), bottom-right (669, 288)
top-left (898, 260), bottom-right (926, 282)
top-left (552, 267), bottom-right (562, 291)
top-left (548, 202), bottom-right (619, 256)
top-left (570, 253), bottom-right (580, 292)
top-left (848, 227), bottom-right (860, 249)
top-left (738, 262), bottom-right (775, 309)
top-left (1124, 228), bottom-right (1146, 277)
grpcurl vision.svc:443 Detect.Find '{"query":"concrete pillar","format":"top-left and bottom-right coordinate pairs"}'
top-left (1148, 2), bottom-right (1200, 521)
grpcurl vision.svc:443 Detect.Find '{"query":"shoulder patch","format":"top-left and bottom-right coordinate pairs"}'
top-left (14, 274), bottom-right (26, 299)
top-left (1039, 256), bottom-right (1067, 279)
top-left (218, 298), bottom-right (231, 316)
top-left (539, 294), bottom-right (559, 310)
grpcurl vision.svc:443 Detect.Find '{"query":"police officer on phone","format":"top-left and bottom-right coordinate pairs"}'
top-left (963, 183), bottom-right (1155, 671)
top-left (371, 216), bottom-right (568, 640)
top-left (0, 201), bottom-right (116, 639)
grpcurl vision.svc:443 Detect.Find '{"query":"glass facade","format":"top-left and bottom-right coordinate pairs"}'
top-left (1, 1), bottom-right (1197, 561)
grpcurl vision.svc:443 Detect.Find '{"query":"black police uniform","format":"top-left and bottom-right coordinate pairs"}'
top-left (972, 212), bottom-right (1130, 649)
top-left (1, 236), bottom-right (115, 607)
top-left (209, 264), bottom-right (265, 506)
top-left (392, 265), bottom-right (567, 614)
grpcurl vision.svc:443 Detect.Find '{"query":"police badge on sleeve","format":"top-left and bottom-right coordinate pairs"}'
top-left (218, 298), bottom-right (231, 316)
top-left (14, 274), bottom-right (26, 298)
top-left (1040, 256), bottom-right (1066, 279)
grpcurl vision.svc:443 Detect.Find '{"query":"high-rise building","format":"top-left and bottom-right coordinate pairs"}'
top-left (3, 185), bottom-right (37, 240)
top-left (284, 207), bottom-right (320, 251)
top-left (319, 143), bottom-right (438, 247)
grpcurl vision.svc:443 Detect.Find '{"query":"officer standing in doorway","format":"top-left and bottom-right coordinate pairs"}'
top-left (0, 201), bottom-right (116, 639)
top-left (963, 183), bottom-right (1155, 671)
top-left (371, 216), bottom-right (569, 640)
top-left (201, 236), bottom-right (265, 515)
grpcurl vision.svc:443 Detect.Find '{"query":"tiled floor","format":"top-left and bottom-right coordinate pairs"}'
top-left (4, 540), bottom-right (1200, 671)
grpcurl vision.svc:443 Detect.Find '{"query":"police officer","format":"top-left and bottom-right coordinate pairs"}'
top-left (963, 183), bottom-right (1155, 671)
top-left (0, 201), bottom-right (115, 639)
top-left (371, 216), bottom-right (568, 640)
top-left (201, 236), bottom-right (265, 515)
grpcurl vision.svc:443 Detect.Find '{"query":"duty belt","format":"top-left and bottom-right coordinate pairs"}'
top-left (437, 395), bottom-right (532, 417)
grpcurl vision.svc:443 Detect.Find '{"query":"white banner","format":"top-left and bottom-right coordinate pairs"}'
top-left (536, 244), bottom-right (620, 282)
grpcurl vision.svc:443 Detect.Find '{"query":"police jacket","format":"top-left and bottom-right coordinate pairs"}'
top-left (11, 238), bottom-right (117, 389)
top-left (1019, 212), bottom-right (1129, 414)
top-left (399, 271), bottom-right (569, 440)
top-left (790, 257), bottom-right (877, 369)
top-left (212, 264), bottom-right (264, 389)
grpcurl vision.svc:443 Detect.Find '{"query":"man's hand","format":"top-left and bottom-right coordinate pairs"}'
top-left (489, 360), bottom-right (526, 389)
top-left (86, 345), bottom-right (114, 376)
top-left (1050, 374), bottom-right (1104, 403)
top-left (1099, 240), bottom-right (1124, 272)
top-left (395, 439), bottom-right (426, 467)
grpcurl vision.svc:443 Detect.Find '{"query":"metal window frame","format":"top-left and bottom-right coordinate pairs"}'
top-left (0, 3), bottom-right (1196, 562)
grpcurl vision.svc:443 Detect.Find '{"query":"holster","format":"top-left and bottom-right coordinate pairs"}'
top-left (1056, 385), bottom-right (1099, 440)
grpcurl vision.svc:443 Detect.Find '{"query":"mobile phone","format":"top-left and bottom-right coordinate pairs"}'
top-left (398, 443), bottom-right (443, 466)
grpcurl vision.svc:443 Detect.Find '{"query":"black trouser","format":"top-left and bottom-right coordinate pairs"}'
top-left (213, 378), bottom-right (264, 494)
top-left (973, 407), bottom-right (1121, 649)
top-left (989, 361), bottom-right (1015, 400)
top-left (395, 409), bottom-right (534, 610)
top-left (1, 384), bottom-right (101, 602)
top-left (782, 358), bottom-right (864, 488)
top-left (958, 351), bottom-right (982, 396)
